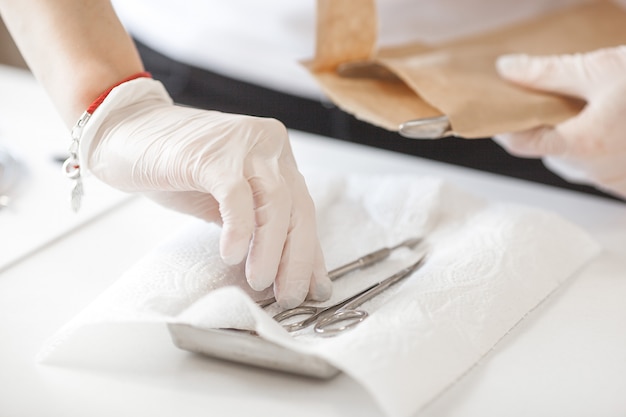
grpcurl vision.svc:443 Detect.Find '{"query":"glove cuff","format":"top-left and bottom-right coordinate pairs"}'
top-left (63, 73), bottom-right (173, 211)
top-left (79, 76), bottom-right (173, 170)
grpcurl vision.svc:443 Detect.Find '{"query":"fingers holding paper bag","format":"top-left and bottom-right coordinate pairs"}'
top-left (494, 46), bottom-right (626, 199)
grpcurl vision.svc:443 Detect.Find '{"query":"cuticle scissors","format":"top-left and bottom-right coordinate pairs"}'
top-left (273, 251), bottom-right (427, 337)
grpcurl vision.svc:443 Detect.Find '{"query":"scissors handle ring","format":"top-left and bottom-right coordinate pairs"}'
top-left (314, 309), bottom-right (369, 336)
top-left (273, 305), bottom-right (320, 332)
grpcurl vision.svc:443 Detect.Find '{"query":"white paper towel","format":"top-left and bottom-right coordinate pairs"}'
top-left (37, 173), bottom-right (601, 417)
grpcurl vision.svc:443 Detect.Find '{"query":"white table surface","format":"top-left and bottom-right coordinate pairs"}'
top-left (1, 65), bottom-right (625, 417)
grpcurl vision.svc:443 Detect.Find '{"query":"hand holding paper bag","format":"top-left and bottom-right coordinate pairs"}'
top-left (309, 1), bottom-right (626, 140)
top-left (495, 46), bottom-right (626, 199)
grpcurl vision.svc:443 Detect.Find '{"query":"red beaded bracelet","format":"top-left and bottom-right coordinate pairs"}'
top-left (86, 71), bottom-right (152, 113)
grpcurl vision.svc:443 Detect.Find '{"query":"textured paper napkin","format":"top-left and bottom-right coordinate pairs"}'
top-left (38, 173), bottom-right (601, 417)
top-left (308, 1), bottom-right (626, 137)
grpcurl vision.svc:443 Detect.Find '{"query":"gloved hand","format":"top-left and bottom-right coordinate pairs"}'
top-left (494, 46), bottom-right (626, 200)
top-left (78, 77), bottom-right (332, 308)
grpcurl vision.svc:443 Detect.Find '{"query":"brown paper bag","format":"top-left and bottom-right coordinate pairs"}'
top-left (307, 1), bottom-right (626, 138)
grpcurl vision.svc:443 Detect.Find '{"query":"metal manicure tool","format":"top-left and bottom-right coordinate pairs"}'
top-left (168, 238), bottom-right (424, 378)
top-left (255, 237), bottom-right (423, 308)
top-left (273, 252), bottom-right (427, 337)
top-left (336, 60), bottom-right (453, 139)
top-left (398, 115), bottom-right (452, 139)
top-left (0, 144), bottom-right (24, 210)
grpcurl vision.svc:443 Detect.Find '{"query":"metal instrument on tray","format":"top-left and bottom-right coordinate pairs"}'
top-left (168, 240), bottom-right (428, 377)
top-left (256, 237), bottom-right (423, 308)
top-left (273, 252), bottom-right (427, 337)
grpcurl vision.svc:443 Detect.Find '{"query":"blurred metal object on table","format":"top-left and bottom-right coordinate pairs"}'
top-left (0, 143), bottom-right (25, 210)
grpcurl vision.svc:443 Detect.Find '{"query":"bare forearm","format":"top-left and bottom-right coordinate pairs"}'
top-left (0, 0), bottom-right (144, 126)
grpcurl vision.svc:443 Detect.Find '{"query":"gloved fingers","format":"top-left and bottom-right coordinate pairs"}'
top-left (307, 240), bottom-right (332, 302)
top-left (210, 178), bottom-right (255, 266)
top-left (272, 235), bottom-right (313, 309)
top-left (142, 190), bottom-right (223, 224)
top-left (545, 149), bottom-right (626, 188)
top-left (271, 172), bottom-right (322, 308)
top-left (599, 175), bottom-right (626, 200)
top-left (271, 208), bottom-right (316, 309)
top-left (244, 168), bottom-right (292, 292)
top-left (493, 125), bottom-right (568, 158)
top-left (551, 158), bottom-right (626, 199)
top-left (585, 152), bottom-right (626, 185)
top-left (496, 47), bottom-right (626, 100)
top-left (542, 156), bottom-right (591, 185)
top-left (554, 100), bottom-right (624, 159)
top-left (496, 53), bottom-right (589, 98)
top-left (494, 99), bottom-right (613, 159)
top-left (533, 101), bottom-right (626, 193)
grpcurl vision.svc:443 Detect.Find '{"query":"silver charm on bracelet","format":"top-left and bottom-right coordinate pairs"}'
top-left (63, 111), bottom-right (91, 212)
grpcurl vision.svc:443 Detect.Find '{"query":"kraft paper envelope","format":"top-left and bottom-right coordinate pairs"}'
top-left (308, 1), bottom-right (626, 138)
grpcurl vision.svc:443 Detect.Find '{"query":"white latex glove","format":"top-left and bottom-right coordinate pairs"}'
top-left (78, 77), bottom-right (331, 308)
top-left (494, 46), bottom-right (626, 200)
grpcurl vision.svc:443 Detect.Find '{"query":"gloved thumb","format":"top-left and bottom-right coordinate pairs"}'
top-left (496, 47), bottom-right (626, 100)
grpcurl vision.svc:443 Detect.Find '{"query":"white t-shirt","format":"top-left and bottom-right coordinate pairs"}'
top-left (111, 0), bottom-right (592, 99)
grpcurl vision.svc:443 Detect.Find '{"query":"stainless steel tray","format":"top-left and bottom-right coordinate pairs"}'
top-left (167, 323), bottom-right (340, 379)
